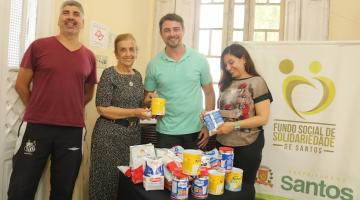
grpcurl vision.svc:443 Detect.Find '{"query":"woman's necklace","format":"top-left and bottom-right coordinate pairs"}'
top-left (129, 75), bottom-right (134, 87)
top-left (116, 65), bottom-right (135, 86)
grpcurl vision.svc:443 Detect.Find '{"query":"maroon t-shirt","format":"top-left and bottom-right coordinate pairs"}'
top-left (21, 36), bottom-right (97, 127)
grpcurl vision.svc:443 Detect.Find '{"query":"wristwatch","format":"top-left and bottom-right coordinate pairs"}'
top-left (234, 121), bottom-right (241, 130)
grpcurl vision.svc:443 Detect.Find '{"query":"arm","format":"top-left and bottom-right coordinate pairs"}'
top-left (202, 82), bottom-right (215, 111)
top-left (84, 83), bottom-right (95, 105)
top-left (198, 82), bottom-right (216, 148)
top-left (97, 106), bottom-right (150, 120)
top-left (237, 99), bottom-right (271, 128)
top-left (15, 67), bottom-right (33, 107)
top-left (216, 99), bottom-right (271, 134)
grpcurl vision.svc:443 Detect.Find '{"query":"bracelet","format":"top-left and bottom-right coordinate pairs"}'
top-left (234, 121), bottom-right (241, 130)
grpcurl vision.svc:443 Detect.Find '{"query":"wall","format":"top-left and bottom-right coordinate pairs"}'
top-left (53, 0), bottom-right (155, 75)
top-left (329, 0), bottom-right (360, 40)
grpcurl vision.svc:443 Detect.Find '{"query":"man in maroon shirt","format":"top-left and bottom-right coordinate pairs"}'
top-left (7, 1), bottom-right (97, 199)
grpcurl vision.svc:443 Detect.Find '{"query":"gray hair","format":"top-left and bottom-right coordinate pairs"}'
top-left (61, 0), bottom-right (84, 16)
top-left (114, 33), bottom-right (138, 53)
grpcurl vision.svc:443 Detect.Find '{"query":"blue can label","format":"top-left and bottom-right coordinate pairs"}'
top-left (192, 177), bottom-right (209, 199)
top-left (220, 152), bottom-right (234, 171)
top-left (171, 178), bottom-right (188, 200)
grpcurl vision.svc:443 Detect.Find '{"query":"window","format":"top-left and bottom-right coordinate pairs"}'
top-left (195, 0), bottom-right (284, 100)
top-left (8, 0), bottom-right (38, 68)
top-left (251, 0), bottom-right (282, 41)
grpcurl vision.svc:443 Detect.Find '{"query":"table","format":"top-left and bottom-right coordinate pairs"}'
top-left (118, 171), bottom-right (254, 200)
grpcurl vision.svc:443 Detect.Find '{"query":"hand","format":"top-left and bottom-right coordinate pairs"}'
top-left (135, 108), bottom-right (152, 120)
top-left (199, 111), bottom-right (206, 122)
top-left (144, 92), bottom-right (158, 106)
top-left (151, 114), bottom-right (163, 120)
top-left (197, 127), bottom-right (209, 148)
top-left (215, 122), bottom-right (235, 135)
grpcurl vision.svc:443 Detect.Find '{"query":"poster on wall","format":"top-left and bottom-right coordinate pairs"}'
top-left (241, 42), bottom-right (360, 200)
top-left (90, 21), bottom-right (109, 49)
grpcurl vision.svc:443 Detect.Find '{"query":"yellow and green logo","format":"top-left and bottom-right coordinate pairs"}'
top-left (279, 59), bottom-right (336, 119)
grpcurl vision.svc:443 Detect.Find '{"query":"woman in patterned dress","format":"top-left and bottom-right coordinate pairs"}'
top-left (89, 33), bottom-right (151, 200)
top-left (214, 43), bottom-right (273, 200)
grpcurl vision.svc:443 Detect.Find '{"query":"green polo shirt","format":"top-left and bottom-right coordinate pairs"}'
top-left (144, 47), bottom-right (212, 135)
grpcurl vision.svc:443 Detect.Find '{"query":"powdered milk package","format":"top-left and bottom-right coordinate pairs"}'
top-left (208, 169), bottom-right (225, 195)
top-left (182, 149), bottom-right (203, 176)
top-left (171, 170), bottom-right (189, 200)
top-left (219, 146), bottom-right (234, 172)
top-left (129, 143), bottom-right (156, 168)
top-left (201, 148), bottom-right (220, 168)
top-left (151, 97), bottom-right (166, 115)
top-left (143, 157), bottom-right (165, 191)
top-left (204, 110), bottom-right (224, 136)
top-left (170, 145), bottom-right (184, 160)
top-left (225, 167), bottom-right (243, 192)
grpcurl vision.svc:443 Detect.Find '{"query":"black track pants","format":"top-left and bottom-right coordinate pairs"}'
top-left (8, 122), bottom-right (83, 200)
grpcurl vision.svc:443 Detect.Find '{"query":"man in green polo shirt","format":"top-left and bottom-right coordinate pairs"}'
top-left (144, 13), bottom-right (215, 149)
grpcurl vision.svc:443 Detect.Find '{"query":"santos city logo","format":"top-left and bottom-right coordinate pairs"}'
top-left (256, 165), bottom-right (273, 187)
top-left (279, 59), bottom-right (336, 119)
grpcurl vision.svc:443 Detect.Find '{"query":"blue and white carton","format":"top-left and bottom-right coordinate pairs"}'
top-left (204, 110), bottom-right (224, 136)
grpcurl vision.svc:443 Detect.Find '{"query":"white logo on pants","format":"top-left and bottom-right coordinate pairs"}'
top-left (24, 140), bottom-right (36, 155)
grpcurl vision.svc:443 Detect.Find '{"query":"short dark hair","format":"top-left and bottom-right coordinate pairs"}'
top-left (159, 13), bottom-right (184, 32)
top-left (61, 0), bottom-right (84, 17)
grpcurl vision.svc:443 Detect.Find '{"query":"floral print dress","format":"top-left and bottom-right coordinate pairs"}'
top-left (217, 76), bottom-right (272, 146)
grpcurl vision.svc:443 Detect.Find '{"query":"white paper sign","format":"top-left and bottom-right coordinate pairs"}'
top-left (90, 21), bottom-right (109, 49)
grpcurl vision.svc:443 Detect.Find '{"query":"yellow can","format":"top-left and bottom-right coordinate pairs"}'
top-left (225, 167), bottom-right (243, 192)
top-left (182, 150), bottom-right (202, 176)
top-left (151, 98), bottom-right (166, 115)
top-left (208, 169), bottom-right (225, 195)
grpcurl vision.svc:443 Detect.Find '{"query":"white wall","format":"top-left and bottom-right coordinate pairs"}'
top-left (329, 0), bottom-right (360, 40)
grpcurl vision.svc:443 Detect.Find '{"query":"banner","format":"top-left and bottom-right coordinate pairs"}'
top-left (241, 42), bottom-right (360, 200)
